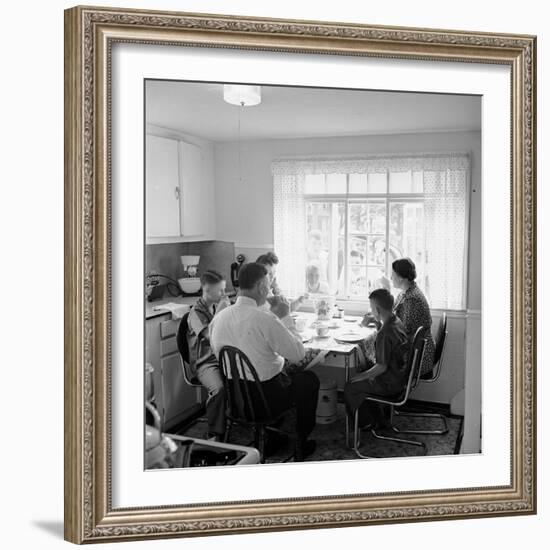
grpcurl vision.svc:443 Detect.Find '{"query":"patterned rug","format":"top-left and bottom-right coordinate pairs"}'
top-left (181, 403), bottom-right (463, 464)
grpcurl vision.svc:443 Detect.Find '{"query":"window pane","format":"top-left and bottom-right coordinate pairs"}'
top-left (349, 173), bottom-right (367, 194)
top-left (366, 237), bottom-right (385, 265)
top-left (304, 174), bottom-right (325, 194)
top-left (389, 201), bottom-right (427, 290)
top-left (368, 172), bottom-right (387, 193)
top-left (412, 171), bottom-right (423, 193)
top-left (349, 173), bottom-right (387, 194)
top-left (389, 171), bottom-right (413, 193)
top-left (349, 236), bottom-right (367, 265)
top-left (348, 266), bottom-right (387, 297)
top-left (349, 202), bottom-right (385, 234)
top-left (305, 202), bottom-right (345, 294)
top-left (370, 203), bottom-right (386, 234)
top-left (325, 173), bottom-right (347, 194)
top-left (349, 203), bottom-right (367, 233)
top-left (349, 266), bottom-right (367, 297)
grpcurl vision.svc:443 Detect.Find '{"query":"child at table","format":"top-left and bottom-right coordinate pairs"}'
top-left (344, 288), bottom-right (409, 430)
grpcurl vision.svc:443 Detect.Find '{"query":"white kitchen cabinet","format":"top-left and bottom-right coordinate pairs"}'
top-left (146, 134), bottom-right (209, 241)
top-left (145, 135), bottom-right (180, 237)
top-left (179, 141), bottom-right (204, 237)
top-left (146, 314), bottom-right (202, 431)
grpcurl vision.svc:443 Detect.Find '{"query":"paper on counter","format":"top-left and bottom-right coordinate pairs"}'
top-left (152, 302), bottom-right (191, 320)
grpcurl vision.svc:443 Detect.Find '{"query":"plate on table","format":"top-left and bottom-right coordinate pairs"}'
top-left (333, 330), bottom-right (365, 343)
top-left (344, 316), bottom-right (361, 324)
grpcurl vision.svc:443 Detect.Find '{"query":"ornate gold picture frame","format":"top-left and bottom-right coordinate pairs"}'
top-left (64, 5), bottom-right (536, 544)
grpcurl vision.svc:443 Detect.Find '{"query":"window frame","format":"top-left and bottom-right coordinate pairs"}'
top-left (303, 169), bottom-right (470, 310)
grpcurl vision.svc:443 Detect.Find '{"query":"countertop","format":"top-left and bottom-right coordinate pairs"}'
top-left (145, 295), bottom-right (198, 320)
top-left (145, 291), bottom-right (238, 320)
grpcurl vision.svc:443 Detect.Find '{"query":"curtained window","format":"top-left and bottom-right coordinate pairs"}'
top-left (272, 153), bottom-right (470, 310)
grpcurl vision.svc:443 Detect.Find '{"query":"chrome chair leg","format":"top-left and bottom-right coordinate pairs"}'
top-left (369, 408), bottom-right (427, 454)
top-left (352, 409), bottom-right (372, 459)
top-left (371, 427), bottom-right (426, 452)
top-left (393, 410), bottom-right (449, 435)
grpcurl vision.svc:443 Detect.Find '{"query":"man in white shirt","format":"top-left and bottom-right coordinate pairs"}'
top-left (210, 262), bottom-right (320, 461)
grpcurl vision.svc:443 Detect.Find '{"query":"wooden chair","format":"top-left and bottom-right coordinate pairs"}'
top-left (219, 345), bottom-right (294, 463)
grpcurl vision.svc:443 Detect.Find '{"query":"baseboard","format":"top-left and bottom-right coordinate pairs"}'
top-left (402, 399), bottom-right (452, 416)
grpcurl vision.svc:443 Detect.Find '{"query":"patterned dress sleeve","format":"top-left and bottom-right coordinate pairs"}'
top-left (398, 294), bottom-right (418, 337)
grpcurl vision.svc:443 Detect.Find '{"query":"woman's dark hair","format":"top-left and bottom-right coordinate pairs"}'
top-left (256, 251), bottom-right (279, 266)
top-left (200, 270), bottom-right (225, 286)
top-left (392, 257), bottom-right (417, 281)
top-left (238, 262), bottom-right (268, 290)
top-left (368, 288), bottom-right (394, 312)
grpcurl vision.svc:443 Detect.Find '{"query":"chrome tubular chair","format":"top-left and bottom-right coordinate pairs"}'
top-left (353, 326), bottom-right (427, 459)
top-left (393, 313), bottom-right (449, 435)
top-left (175, 312), bottom-right (207, 425)
top-left (176, 312), bottom-right (203, 390)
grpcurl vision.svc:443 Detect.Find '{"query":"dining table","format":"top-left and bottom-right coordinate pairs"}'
top-left (291, 311), bottom-right (377, 447)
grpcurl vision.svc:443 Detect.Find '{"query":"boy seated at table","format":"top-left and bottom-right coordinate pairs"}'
top-left (186, 270), bottom-right (231, 440)
top-left (343, 288), bottom-right (409, 430)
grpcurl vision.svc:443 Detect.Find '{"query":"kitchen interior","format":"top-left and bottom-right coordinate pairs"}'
top-left (144, 80), bottom-right (482, 468)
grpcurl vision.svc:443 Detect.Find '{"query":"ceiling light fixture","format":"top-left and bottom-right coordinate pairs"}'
top-left (223, 84), bottom-right (262, 106)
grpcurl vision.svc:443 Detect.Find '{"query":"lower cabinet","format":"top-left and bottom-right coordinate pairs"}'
top-left (146, 314), bottom-right (202, 431)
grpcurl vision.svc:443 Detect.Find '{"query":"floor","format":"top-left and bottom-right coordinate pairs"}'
top-left (180, 402), bottom-right (464, 463)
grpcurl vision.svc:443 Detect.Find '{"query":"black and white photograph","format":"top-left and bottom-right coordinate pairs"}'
top-left (144, 80), bottom-right (482, 469)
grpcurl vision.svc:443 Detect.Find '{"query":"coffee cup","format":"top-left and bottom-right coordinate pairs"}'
top-left (316, 324), bottom-right (330, 337)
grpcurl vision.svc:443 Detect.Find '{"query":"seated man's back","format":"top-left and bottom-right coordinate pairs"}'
top-left (210, 295), bottom-right (305, 380)
top-left (209, 262), bottom-right (319, 461)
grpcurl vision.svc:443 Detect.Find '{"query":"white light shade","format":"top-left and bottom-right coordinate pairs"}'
top-left (223, 85), bottom-right (261, 106)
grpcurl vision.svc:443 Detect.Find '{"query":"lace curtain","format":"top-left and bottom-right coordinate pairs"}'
top-left (273, 174), bottom-right (307, 298)
top-left (272, 153), bottom-right (470, 309)
top-left (272, 152), bottom-right (470, 176)
top-left (424, 169), bottom-right (468, 310)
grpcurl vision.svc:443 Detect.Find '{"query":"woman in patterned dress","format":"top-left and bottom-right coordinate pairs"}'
top-left (391, 258), bottom-right (435, 376)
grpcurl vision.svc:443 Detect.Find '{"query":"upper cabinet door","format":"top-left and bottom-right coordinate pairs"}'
top-left (146, 135), bottom-right (181, 237)
top-left (179, 141), bottom-right (204, 237)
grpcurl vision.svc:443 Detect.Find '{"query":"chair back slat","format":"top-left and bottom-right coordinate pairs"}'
top-left (219, 346), bottom-right (275, 425)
